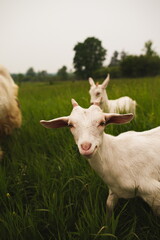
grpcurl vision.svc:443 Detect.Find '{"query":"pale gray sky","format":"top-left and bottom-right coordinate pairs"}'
top-left (0, 0), bottom-right (160, 73)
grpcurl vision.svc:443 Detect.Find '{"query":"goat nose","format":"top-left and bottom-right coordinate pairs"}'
top-left (81, 142), bottom-right (92, 151)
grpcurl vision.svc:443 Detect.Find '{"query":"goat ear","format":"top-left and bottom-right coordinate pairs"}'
top-left (89, 77), bottom-right (95, 86)
top-left (102, 74), bottom-right (110, 89)
top-left (40, 117), bottom-right (69, 128)
top-left (104, 113), bottom-right (134, 125)
top-left (71, 98), bottom-right (79, 108)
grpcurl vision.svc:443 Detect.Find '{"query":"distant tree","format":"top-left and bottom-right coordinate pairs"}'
top-left (37, 70), bottom-right (48, 81)
top-left (143, 40), bottom-right (156, 57)
top-left (39, 70), bottom-right (47, 76)
top-left (120, 54), bottom-right (160, 77)
top-left (26, 67), bottom-right (36, 77)
top-left (120, 50), bottom-right (128, 61)
top-left (120, 55), bottom-right (141, 77)
top-left (73, 37), bottom-right (106, 79)
top-left (109, 51), bottom-right (120, 66)
top-left (57, 65), bottom-right (68, 80)
top-left (94, 66), bottom-right (121, 79)
top-left (12, 73), bottom-right (25, 84)
top-left (120, 40), bottom-right (160, 77)
top-left (67, 69), bottom-right (76, 81)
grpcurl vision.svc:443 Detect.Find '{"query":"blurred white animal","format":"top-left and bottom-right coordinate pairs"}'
top-left (89, 74), bottom-right (136, 114)
top-left (41, 100), bottom-right (160, 216)
top-left (0, 64), bottom-right (22, 136)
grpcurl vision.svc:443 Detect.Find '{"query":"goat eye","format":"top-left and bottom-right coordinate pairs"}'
top-left (68, 123), bottom-right (74, 128)
top-left (99, 121), bottom-right (106, 127)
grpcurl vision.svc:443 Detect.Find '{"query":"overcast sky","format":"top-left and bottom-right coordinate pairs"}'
top-left (0, 0), bottom-right (160, 73)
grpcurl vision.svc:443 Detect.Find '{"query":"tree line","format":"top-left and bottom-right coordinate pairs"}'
top-left (13, 38), bottom-right (160, 82)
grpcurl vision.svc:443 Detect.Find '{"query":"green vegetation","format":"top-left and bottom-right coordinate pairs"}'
top-left (94, 41), bottom-right (160, 79)
top-left (73, 37), bottom-right (106, 79)
top-left (12, 40), bottom-right (160, 82)
top-left (1, 77), bottom-right (160, 239)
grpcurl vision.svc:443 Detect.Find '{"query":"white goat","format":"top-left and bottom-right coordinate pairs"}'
top-left (89, 75), bottom-right (137, 115)
top-left (40, 100), bottom-right (160, 216)
top-left (0, 64), bottom-right (22, 136)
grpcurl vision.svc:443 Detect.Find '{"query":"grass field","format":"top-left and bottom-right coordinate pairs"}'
top-left (0, 76), bottom-right (160, 240)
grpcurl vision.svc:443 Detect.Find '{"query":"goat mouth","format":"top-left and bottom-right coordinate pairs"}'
top-left (80, 146), bottom-right (98, 158)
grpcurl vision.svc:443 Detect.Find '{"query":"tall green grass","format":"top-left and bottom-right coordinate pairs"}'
top-left (0, 77), bottom-right (160, 239)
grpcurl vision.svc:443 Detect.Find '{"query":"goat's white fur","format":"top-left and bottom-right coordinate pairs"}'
top-left (40, 100), bottom-right (160, 216)
top-left (0, 64), bottom-right (22, 136)
top-left (89, 75), bottom-right (137, 115)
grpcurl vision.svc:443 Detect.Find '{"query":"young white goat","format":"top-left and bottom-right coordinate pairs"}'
top-left (0, 64), bottom-right (22, 136)
top-left (89, 75), bottom-right (137, 115)
top-left (40, 100), bottom-right (160, 216)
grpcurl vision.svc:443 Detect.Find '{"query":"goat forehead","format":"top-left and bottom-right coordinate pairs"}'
top-left (90, 86), bottom-right (103, 95)
top-left (91, 85), bottom-right (102, 91)
top-left (70, 106), bottom-right (103, 124)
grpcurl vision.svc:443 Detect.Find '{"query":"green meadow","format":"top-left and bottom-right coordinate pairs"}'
top-left (1, 77), bottom-right (160, 240)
